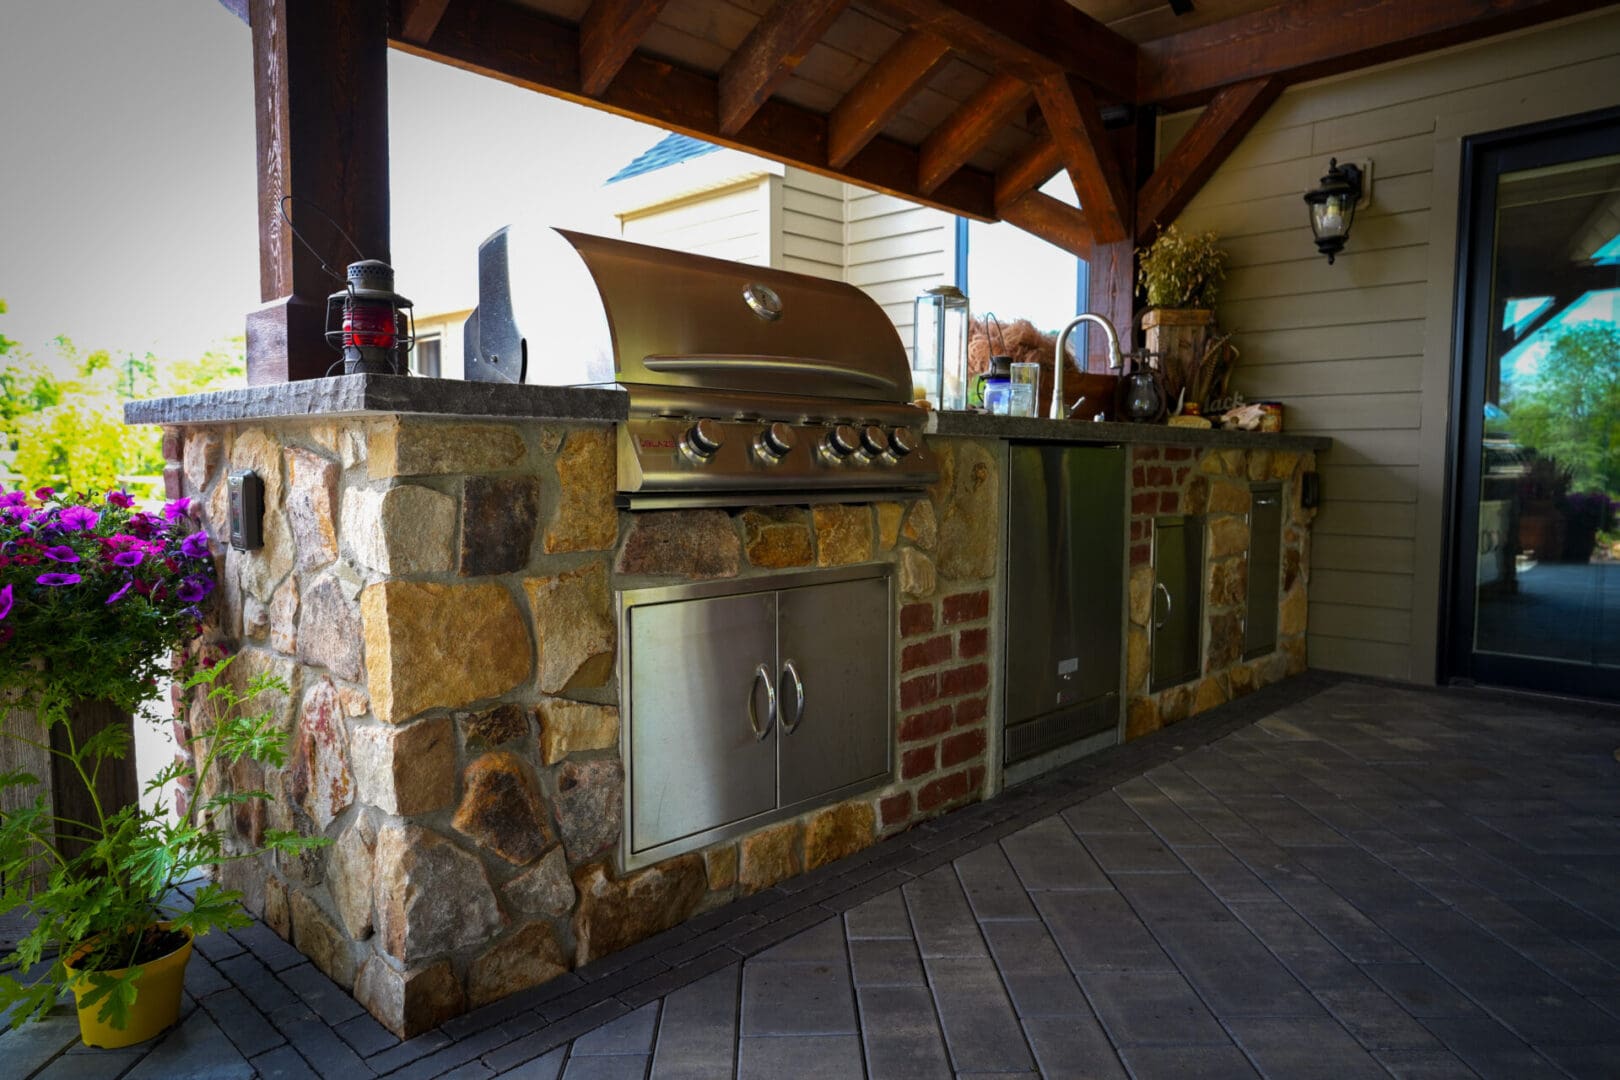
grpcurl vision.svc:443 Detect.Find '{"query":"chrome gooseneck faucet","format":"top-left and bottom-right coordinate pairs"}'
top-left (1051, 313), bottom-right (1125, 420)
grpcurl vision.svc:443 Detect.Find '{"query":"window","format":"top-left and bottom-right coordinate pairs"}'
top-left (960, 173), bottom-right (1088, 335)
top-left (412, 334), bottom-right (442, 378)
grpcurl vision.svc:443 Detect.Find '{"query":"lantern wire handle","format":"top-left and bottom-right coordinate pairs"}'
top-left (983, 312), bottom-right (1007, 355)
top-left (278, 195), bottom-right (366, 286)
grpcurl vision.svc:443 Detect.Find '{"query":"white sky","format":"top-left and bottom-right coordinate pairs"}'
top-left (0, 0), bottom-right (665, 370)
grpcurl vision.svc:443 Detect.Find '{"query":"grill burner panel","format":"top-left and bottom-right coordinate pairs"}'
top-left (466, 227), bottom-right (938, 505)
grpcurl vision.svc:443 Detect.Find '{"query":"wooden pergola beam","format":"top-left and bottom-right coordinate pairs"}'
top-left (997, 190), bottom-right (1092, 258)
top-left (718, 0), bottom-right (853, 136)
top-left (993, 136), bottom-right (1062, 210)
top-left (247, 0), bottom-right (390, 384)
top-left (399, 0), bottom-right (450, 44)
top-left (828, 30), bottom-right (951, 169)
top-left (873, 0), bottom-right (1136, 101)
top-left (1030, 71), bottom-right (1128, 243)
top-left (917, 72), bottom-right (1030, 196)
top-left (395, 0), bottom-right (1000, 220)
top-left (578, 0), bottom-right (672, 96)
top-left (1139, 0), bottom-right (1612, 105)
top-left (1135, 77), bottom-right (1280, 243)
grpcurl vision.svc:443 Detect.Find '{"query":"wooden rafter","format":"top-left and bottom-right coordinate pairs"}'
top-left (399, 0), bottom-right (451, 45)
top-left (393, 0), bottom-right (1000, 220)
top-left (873, 0), bottom-right (1135, 100)
top-left (1135, 77), bottom-right (1281, 243)
top-left (828, 30), bottom-right (951, 169)
top-left (993, 136), bottom-right (1062, 210)
top-left (998, 191), bottom-right (1091, 258)
top-left (579, 0), bottom-right (672, 97)
top-left (917, 72), bottom-right (1030, 196)
top-left (1031, 71), bottom-right (1128, 243)
top-left (717, 0), bottom-right (853, 136)
top-left (1139, 0), bottom-right (1610, 105)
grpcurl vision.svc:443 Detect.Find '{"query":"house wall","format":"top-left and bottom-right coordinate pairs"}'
top-left (619, 177), bottom-right (772, 265)
top-left (844, 190), bottom-right (955, 359)
top-left (779, 169), bottom-right (846, 281)
top-left (1160, 9), bottom-right (1620, 683)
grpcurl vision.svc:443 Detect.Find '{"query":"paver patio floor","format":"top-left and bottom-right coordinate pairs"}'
top-left (5, 672), bottom-right (1619, 1078)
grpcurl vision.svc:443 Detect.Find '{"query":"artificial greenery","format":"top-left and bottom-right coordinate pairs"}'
top-left (1137, 225), bottom-right (1230, 310)
top-left (0, 656), bottom-right (326, 1031)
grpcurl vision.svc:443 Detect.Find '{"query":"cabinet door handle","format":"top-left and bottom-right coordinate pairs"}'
top-left (1153, 582), bottom-right (1173, 630)
top-left (748, 663), bottom-right (777, 741)
top-left (779, 659), bottom-right (806, 735)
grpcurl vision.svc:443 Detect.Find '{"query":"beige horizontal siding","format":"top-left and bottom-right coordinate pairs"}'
top-left (1166, 10), bottom-right (1620, 681)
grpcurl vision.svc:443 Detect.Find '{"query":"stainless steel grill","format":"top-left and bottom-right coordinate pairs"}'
top-left (465, 226), bottom-right (937, 508)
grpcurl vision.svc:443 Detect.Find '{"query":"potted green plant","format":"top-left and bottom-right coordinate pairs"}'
top-left (0, 486), bottom-right (323, 1046)
top-left (1137, 226), bottom-right (1231, 417)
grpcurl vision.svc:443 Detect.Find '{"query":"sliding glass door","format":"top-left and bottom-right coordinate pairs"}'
top-left (1448, 108), bottom-right (1620, 699)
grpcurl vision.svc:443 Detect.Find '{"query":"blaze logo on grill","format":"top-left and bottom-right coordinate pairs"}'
top-left (639, 437), bottom-right (678, 450)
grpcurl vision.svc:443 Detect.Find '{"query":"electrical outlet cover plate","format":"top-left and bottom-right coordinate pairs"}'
top-left (228, 470), bottom-right (264, 550)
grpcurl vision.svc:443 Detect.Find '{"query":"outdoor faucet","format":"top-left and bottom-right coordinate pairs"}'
top-left (1051, 313), bottom-right (1125, 420)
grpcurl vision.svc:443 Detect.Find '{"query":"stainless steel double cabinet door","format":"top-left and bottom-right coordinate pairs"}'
top-left (626, 571), bottom-right (892, 859)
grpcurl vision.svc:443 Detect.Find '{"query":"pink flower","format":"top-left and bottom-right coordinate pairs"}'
top-left (43, 545), bottom-right (80, 563)
top-left (0, 584), bottom-right (11, 621)
top-left (33, 487), bottom-right (55, 501)
top-left (106, 490), bottom-right (135, 509)
top-left (161, 498), bottom-right (191, 523)
top-left (58, 506), bottom-right (100, 532)
top-left (112, 550), bottom-right (144, 568)
top-left (180, 531), bottom-right (210, 559)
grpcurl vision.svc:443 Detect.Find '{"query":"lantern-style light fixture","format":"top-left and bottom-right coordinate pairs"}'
top-left (325, 259), bottom-right (415, 375)
top-left (1303, 158), bottom-right (1364, 264)
top-left (913, 285), bottom-right (970, 410)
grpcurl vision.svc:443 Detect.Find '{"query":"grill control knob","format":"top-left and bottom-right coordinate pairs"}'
top-left (761, 422), bottom-right (796, 458)
top-left (860, 425), bottom-right (890, 457)
top-left (826, 425), bottom-right (860, 457)
top-left (684, 418), bottom-right (725, 457)
top-left (889, 426), bottom-right (917, 456)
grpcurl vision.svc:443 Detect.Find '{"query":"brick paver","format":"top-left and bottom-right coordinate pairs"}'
top-left (6, 673), bottom-right (1619, 1077)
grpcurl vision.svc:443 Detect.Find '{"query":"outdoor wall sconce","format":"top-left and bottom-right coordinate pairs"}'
top-left (1304, 158), bottom-right (1365, 264)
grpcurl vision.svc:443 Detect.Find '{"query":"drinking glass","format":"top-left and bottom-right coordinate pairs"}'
top-left (1009, 362), bottom-right (1040, 417)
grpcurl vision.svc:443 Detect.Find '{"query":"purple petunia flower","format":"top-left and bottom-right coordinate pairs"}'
top-left (106, 490), bottom-right (135, 509)
top-left (59, 506), bottom-right (99, 532)
top-left (0, 491), bottom-right (26, 509)
top-left (36, 572), bottom-right (81, 587)
top-left (0, 584), bottom-right (11, 621)
top-left (176, 576), bottom-right (213, 603)
top-left (33, 487), bottom-right (55, 501)
top-left (106, 581), bottom-right (133, 605)
top-left (111, 550), bottom-right (145, 568)
top-left (162, 498), bottom-right (191, 523)
top-left (42, 545), bottom-right (80, 563)
top-left (180, 531), bottom-right (210, 559)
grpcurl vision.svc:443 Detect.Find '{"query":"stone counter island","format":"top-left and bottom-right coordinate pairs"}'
top-left (129, 374), bottom-right (1328, 1037)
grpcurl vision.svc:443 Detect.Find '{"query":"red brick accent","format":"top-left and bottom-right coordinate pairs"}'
top-left (1135, 446), bottom-right (1162, 462)
top-left (1132, 466), bottom-right (1146, 486)
top-left (900, 674), bottom-right (939, 710)
top-left (955, 696), bottom-right (987, 727)
top-left (1159, 491), bottom-right (1179, 513)
top-left (901, 634), bottom-right (953, 672)
top-left (942, 590), bottom-right (990, 625)
top-left (1174, 466), bottom-right (1191, 484)
top-left (163, 464), bottom-right (183, 499)
top-left (918, 768), bottom-right (973, 812)
top-left (880, 792), bottom-right (913, 828)
top-left (900, 602), bottom-right (935, 638)
top-left (899, 705), bottom-right (953, 743)
top-left (1147, 466), bottom-right (1173, 487)
top-left (162, 428), bottom-right (183, 463)
top-left (1163, 447), bottom-right (1194, 461)
top-left (940, 662), bottom-right (989, 698)
top-left (941, 729), bottom-right (987, 767)
top-left (901, 744), bottom-right (937, 779)
top-left (958, 627), bottom-right (988, 659)
top-left (1130, 542), bottom-right (1151, 566)
top-left (1131, 492), bottom-right (1159, 515)
top-left (1130, 520), bottom-right (1145, 541)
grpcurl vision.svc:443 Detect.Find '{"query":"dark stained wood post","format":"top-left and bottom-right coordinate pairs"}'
top-left (1083, 121), bottom-right (1141, 372)
top-left (246, 0), bottom-right (391, 384)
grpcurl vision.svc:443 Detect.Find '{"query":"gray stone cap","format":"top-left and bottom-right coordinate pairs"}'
top-left (124, 374), bottom-right (629, 426)
top-left (927, 410), bottom-right (1332, 452)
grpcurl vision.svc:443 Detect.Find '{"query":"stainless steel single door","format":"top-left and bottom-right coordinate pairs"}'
top-left (627, 591), bottom-right (779, 854)
top-left (1004, 444), bottom-right (1125, 764)
top-left (776, 575), bottom-right (892, 808)
top-left (1151, 516), bottom-right (1203, 690)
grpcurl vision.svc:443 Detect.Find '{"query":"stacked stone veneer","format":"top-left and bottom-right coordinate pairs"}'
top-left (160, 416), bottom-right (999, 1037)
top-left (1123, 444), bottom-right (1317, 739)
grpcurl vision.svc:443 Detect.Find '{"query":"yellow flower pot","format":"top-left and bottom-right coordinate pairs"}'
top-left (65, 925), bottom-right (194, 1049)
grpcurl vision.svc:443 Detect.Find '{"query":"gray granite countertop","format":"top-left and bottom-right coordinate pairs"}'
top-left (927, 411), bottom-right (1331, 452)
top-left (124, 374), bottom-right (628, 426)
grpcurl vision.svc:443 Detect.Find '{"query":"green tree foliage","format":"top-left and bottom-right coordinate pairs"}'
top-left (0, 301), bottom-right (243, 497)
top-left (1504, 323), bottom-right (1620, 495)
